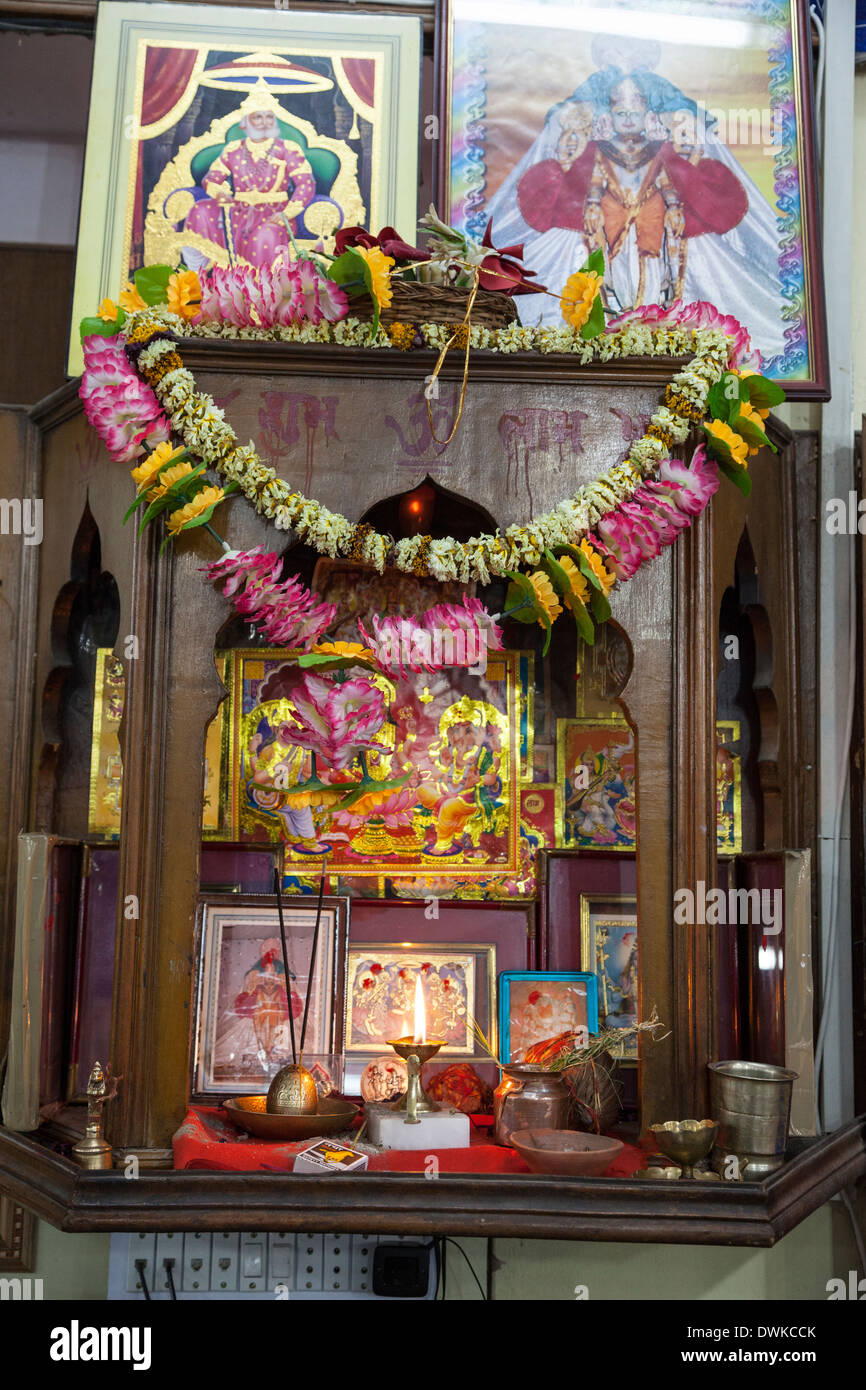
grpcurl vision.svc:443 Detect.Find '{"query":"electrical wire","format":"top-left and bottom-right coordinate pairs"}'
top-left (134, 1260), bottom-right (151, 1302)
top-left (810, 5), bottom-right (826, 167)
top-left (164, 1259), bottom-right (178, 1301)
top-left (442, 1237), bottom-right (487, 1299)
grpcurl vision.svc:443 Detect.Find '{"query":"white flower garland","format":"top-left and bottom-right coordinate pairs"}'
top-left (127, 308), bottom-right (730, 581)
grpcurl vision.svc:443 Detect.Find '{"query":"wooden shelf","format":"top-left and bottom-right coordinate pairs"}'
top-left (1, 1118), bottom-right (863, 1246)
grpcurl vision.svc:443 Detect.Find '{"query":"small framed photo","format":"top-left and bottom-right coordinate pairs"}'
top-left (344, 942), bottom-right (496, 1074)
top-left (193, 894), bottom-right (348, 1096)
top-left (580, 894), bottom-right (639, 1060)
top-left (498, 971), bottom-right (598, 1064)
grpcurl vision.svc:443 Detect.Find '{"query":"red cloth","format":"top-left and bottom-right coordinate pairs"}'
top-left (173, 1106), bottom-right (646, 1177)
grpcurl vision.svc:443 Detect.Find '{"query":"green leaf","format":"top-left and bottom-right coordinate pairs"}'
top-left (503, 572), bottom-right (553, 655)
top-left (335, 772), bottom-right (411, 811)
top-left (297, 650), bottom-right (382, 676)
top-left (570, 593), bottom-right (595, 645)
top-left (503, 578), bottom-right (538, 624)
top-left (138, 465), bottom-right (207, 532)
top-left (123, 490), bottom-right (152, 525)
top-left (718, 459), bottom-right (752, 499)
top-left (329, 248), bottom-right (380, 336)
top-left (706, 378), bottom-right (739, 423)
top-left (739, 373), bottom-right (785, 411)
top-left (134, 264), bottom-right (174, 306)
top-left (80, 312), bottom-right (125, 343)
top-left (580, 248), bottom-right (605, 278)
top-left (731, 411), bottom-right (776, 454)
top-left (579, 290), bottom-right (606, 340)
top-left (589, 586), bottom-right (611, 624)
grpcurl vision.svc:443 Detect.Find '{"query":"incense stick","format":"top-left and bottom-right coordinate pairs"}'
top-left (299, 865), bottom-right (327, 1057)
top-left (273, 865), bottom-right (298, 1065)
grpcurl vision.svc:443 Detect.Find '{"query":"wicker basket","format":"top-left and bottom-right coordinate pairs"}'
top-left (351, 279), bottom-right (518, 330)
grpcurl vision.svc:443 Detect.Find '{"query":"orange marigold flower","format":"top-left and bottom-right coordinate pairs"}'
top-left (560, 270), bottom-right (602, 330)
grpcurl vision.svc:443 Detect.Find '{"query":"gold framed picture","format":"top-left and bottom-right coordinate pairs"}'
top-left (579, 892), bottom-right (638, 1060)
top-left (69, 1), bottom-right (421, 372)
top-left (343, 942), bottom-right (496, 1061)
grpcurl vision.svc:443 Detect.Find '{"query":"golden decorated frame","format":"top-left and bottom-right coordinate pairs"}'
top-left (69, 1), bottom-right (422, 373)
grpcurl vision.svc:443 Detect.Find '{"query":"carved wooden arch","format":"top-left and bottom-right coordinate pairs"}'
top-left (35, 497), bottom-right (120, 832)
top-left (722, 525), bottom-right (783, 850)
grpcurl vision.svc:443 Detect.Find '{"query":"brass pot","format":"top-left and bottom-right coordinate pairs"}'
top-left (494, 1065), bottom-right (570, 1147)
top-left (266, 1062), bottom-right (319, 1115)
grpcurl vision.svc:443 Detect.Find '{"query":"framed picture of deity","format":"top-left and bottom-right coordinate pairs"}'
top-left (193, 894), bottom-right (348, 1096)
top-left (225, 646), bottom-right (528, 888)
top-left (498, 970), bottom-right (599, 1064)
top-left (69, 1), bottom-right (421, 372)
top-left (579, 894), bottom-right (639, 1060)
top-left (343, 942), bottom-right (496, 1069)
top-left (556, 716), bottom-right (636, 851)
top-left (437, 0), bottom-right (828, 397)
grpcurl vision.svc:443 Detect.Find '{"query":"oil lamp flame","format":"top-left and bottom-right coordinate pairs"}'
top-left (413, 973), bottom-right (426, 1044)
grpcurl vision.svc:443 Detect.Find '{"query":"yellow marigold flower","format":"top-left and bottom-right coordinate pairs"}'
top-left (735, 368), bottom-right (770, 420)
top-left (166, 269), bottom-right (202, 322)
top-left (147, 460), bottom-right (194, 500)
top-left (130, 442), bottom-right (186, 493)
top-left (528, 570), bottom-right (563, 625)
top-left (354, 245), bottom-right (395, 308)
top-left (558, 554), bottom-right (590, 607)
top-left (166, 485), bottom-right (224, 536)
top-left (736, 400), bottom-right (766, 455)
top-left (579, 539), bottom-right (616, 596)
top-left (312, 641), bottom-right (376, 662)
top-left (97, 297), bottom-right (120, 322)
top-left (560, 270), bottom-right (602, 330)
top-left (705, 419), bottom-right (749, 469)
top-left (119, 281), bottom-right (147, 312)
top-left (387, 322), bottom-right (415, 351)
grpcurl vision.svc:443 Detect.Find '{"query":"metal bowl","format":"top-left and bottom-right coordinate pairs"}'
top-left (649, 1119), bottom-right (718, 1177)
top-left (224, 1095), bottom-right (359, 1141)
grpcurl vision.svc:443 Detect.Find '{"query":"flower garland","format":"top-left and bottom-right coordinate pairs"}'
top-left (80, 254), bottom-right (784, 649)
top-left (121, 303), bottom-right (739, 577)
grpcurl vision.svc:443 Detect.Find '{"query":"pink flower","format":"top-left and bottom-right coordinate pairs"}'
top-left (359, 597), bottom-right (502, 678)
top-left (204, 548), bottom-right (335, 651)
top-left (196, 259), bottom-right (344, 329)
top-left (262, 260), bottom-right (304, 327)
top-left (296, 259), bottom-right (322, 325)
top-left (589, 445), bottom-right (720, 583)
top-left (655, 445), bottom-right (720, 516)
top-left (280, 673), bottom-right (387, 770)
top-left (79, 335), bottom-right (169, 464)
top-left (316, 275), bottom-right (349, 324)
top-left (606, 299), bottom-right (760, 370)
top-left (330, 783), bottom-right (417, 830)
top-left (196, 266), bottom-right (260, 327)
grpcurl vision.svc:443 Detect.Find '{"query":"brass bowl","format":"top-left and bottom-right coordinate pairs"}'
top-left (649, 1119), bottom-right (718, 1178)
top-left (225, 1095), bottom-right (359, 1141)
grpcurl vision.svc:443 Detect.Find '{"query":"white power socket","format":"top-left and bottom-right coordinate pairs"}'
top-left (110, 1232), bottom-right (434, 1300)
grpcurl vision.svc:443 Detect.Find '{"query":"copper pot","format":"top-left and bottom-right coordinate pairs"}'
top-left (493, 1064), bottom-right (570, 1147)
